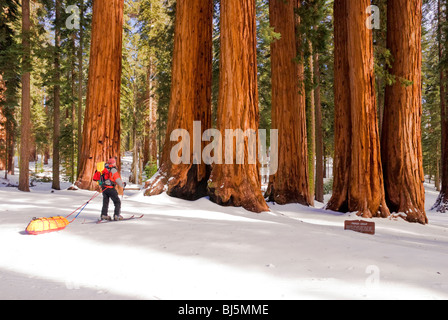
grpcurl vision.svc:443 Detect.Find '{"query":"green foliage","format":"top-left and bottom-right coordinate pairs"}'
top-left (421, 0), bottom-right (442, 183)
top-left (30, 0), bottom-right (92, 182)
top-left (144, 160), bottom-right (158, 179)
top-left (323, 177), bottom-right (333, 195)
top-left (256, 0), bottom-right (281, 142)
top-left (138, 0), bottom-right (175, 150)
top-left (0, 0), bottom-right (21, 131)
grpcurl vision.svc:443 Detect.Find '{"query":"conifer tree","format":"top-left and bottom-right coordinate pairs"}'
top-left (207, 0), bottom-right (269, 213)
top-left (144, 0), bottom-right (213, 200)
top-left (76, 0), bottom-right (124, 190)
top-left (381, 0), bottom-right (427, 224)
top-left (19, 0), bottom-right (31, 192)
top-left (265, 0), bottom-right (311, 206)
top-left (0, 0), bottom-right (20, 177)
top-left (327, 0), bottom-right (390, 219)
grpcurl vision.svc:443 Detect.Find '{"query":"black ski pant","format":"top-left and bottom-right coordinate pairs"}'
top-left (101, 187), bottom-right (121, 217)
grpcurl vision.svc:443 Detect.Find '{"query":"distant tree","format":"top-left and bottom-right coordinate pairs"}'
top-left (432, 0), bottom-right (448, 212)
top-left (297, 0), bottom-right (332, 203)
top-left (19, 0), bottom-right (31, 192)
top-left (52, 0), bottom-right (62, 190)
top-left (0, 0), bottom-right (20, 177)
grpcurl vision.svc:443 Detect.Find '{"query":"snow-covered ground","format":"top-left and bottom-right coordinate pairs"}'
top-left (0, 156), bottom-right (448, 300)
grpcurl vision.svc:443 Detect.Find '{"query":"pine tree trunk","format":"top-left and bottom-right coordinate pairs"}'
top-left (52, 0), bottom-right (61, 190)
top-left (381, 0), bottom-right (427, 224)
top-left (130, 79), bottom-right (138, 184)
top-left (144, 0), bottom-right (213, 200)
top-left (143, 60), bottom-right (158, 167)
top-left (0, 75), bottom-right (5, 171)
top-left (75, 0), bottom-right (124, 191)
top-left (149, 64), bottom-right (158, 165)
top-left (143, 65), bottom-right (151, 168)
top-left (265, 0), bottom-right (311, 206)
top-left (0, 87), bottom-right (5, 171)
top-left (327, 0), bottom-right (390, 219)
top-left (71, 34), bottom-right (77, 183)
top-left (19, 0), bottom-right (31, 192)
top-left (207, 0), bottom-right (269, 213)
top-left (6, 120), bottom-right (14, 176)
top-left (435, 153), bottom-right (441, 191)
top-left (314, 52), bottom-right (324, 203)
top-left (433, 0), bottom-right (448, 212)
top-left (77, 0), bottom-right (84, 176)
top-left (307, 40), bottom-right (315, 200)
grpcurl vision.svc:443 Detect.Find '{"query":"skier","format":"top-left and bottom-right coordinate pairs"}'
top-left (95, 157), bottom-right (126, 221)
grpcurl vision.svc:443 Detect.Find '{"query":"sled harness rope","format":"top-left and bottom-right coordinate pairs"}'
top-left (65, 190), bottom-right (104, 224)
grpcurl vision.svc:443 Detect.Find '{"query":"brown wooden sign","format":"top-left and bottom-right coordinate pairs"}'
top-left (344, 220), bottom-right (375, 235)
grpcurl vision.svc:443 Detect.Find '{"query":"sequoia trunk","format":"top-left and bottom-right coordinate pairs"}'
top-left (327, 0), bottom-right (390, 219)
top-left (265, 0), bottom-right (311, 206)
top-left (207, 0), bottom-right (269, 213)
top-left (75, 0), bottom-right (124, 191)
top-left (144, 0), bottom-right (213, 200)
top-left (381, 0), bottom-right (427, 224)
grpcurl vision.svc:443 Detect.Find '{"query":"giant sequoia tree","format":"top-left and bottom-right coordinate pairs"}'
top-left (207, 0), bottom-right (269, 213)
top-left (327, 0), bottom-right (390, 219)
top-left (76, 0), bottom-right (124, 190)
top-left (144, 0), bottom-right (213, 200)
top-left (265, 0), bottom-right (311, 206)
top-left (381, 0), bottom-right (427, 224)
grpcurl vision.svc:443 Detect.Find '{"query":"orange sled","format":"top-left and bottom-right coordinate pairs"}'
top-left (26, 216), bottom-right (70, 235)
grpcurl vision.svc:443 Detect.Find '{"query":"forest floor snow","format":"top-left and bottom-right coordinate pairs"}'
top-left (0, 158), bottom-right (447, 299)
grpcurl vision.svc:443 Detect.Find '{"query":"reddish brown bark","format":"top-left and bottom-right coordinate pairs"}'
top-left (265, 0), bottom-right (311, 206)
top-left (207, 0), bottom-right (269, 213)
top-left (75, 0), bottom-right (124, 191)
top-left (433, 0), bottom-right (448, 213)
top-left (144, 0), bottom-right (213, 200)
top-left (382, 0), bottom-right (427, 224)
top-left (19, 0), bottom-right (31, 192)
top-left (52, 0), bottom-right (61, 190)
top-left (314, 52), bottom-right (324, 203)
top-left (0, 75), bottom-right (5, 171)
top-left (143, 60), bottom-right (158, 167)
top-left (327, 0), bottom-right (390, 219)
top-left (77, 1), bottom-right (84, 176)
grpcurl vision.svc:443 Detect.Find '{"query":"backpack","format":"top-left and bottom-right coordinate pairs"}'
top-left (93, 162), bottom-right (116, 188)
